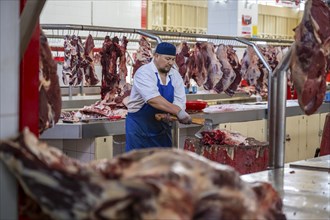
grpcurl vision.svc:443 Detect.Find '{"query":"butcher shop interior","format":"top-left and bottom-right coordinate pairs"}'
top-left (0, 0), bottom-right (330, 219)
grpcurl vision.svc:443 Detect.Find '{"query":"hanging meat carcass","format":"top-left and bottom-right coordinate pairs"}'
top-left (39, 30), bottom-right (61, 134)
top-left (213, 44), bottom-right (236, 93)
top-left (225, 45), bottom-right (242, 96)
top-left (82, 34), bottom-right (100, 86)
top-left (203, 43), bottom-right (223, 91)
top-left (185, 42), bottom-right (208, 87)
top-left (289, 0), bottom-right (330, 115)
top-left (62, 35), bottom-right (99, 86)
top-left (240, 46), bottom-right (262, 91)
top-left (175, 41), bottom-right (190, 79)
top-left (100, 36), bottom-right (131, 103)
top-left (0, 128), bottom-right (286, 220)
top-left (62, 35), bottom-right (84, 86)
top-left (132, 36), bottom-right (153, 77)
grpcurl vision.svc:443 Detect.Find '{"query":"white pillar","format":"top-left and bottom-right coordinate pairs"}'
top-left (0, 0), bottom-right (19, 219)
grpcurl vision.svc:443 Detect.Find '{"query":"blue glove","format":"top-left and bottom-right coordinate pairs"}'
top-left (177, 109), bottom-right (192, 124)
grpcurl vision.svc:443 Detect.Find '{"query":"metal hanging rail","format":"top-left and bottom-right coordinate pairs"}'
top-left (41, 24), bottom-right (294, 47)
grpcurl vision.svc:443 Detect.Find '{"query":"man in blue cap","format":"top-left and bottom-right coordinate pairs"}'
top-left (125, 42), bottom-right (192, 152)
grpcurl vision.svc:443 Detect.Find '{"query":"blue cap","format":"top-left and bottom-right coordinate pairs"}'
top-left (155, 42), bottom-right (176, 56)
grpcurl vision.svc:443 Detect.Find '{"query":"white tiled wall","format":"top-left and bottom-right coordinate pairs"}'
top-left (0, 0), bottom-right (19, 219)
top-left (40, 1), bottom-right (142, 29)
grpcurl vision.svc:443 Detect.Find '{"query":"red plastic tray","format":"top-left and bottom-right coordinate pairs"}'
top-left (186, 100), bottom-right (208, 111)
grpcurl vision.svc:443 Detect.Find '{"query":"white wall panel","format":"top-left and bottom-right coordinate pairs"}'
top-left (0, 0), bottom-right (19, 219)
top-left (207, 1), bottom-right (238, 36)
top-left (92, 1), bottom-right (141, 28)
top-left (40, 1), bottom-right (92, 25)
top-left (40, 1), bottom-right (141, 28)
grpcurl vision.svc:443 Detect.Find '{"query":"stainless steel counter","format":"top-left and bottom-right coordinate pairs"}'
top-left (241, 156), bottom-right (330, 219)
top-left (40, 102), bottom-right (330, 140)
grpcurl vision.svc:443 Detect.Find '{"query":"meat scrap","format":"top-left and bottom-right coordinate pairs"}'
top-left (39, 30), bottom-right (61, 134)
top-left (289, 0), bottom-right (330, 115)
top-left (0, 128), bottom-right (286, 220)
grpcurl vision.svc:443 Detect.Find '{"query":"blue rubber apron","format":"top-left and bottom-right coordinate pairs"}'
top-left (125, 72), bottom-right (174, 152)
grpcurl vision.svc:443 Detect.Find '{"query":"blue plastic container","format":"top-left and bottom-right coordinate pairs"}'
top-left (325, 92), bottom-right (330, 102)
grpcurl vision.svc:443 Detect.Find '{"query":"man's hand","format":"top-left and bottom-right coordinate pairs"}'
top-left (177, 109), bottom-right (192, 124)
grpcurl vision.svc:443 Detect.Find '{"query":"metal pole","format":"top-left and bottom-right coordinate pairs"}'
top-left (20, 0), bottom-right (46, 60)
top-left (272, 46), bottom-right (293, 168)
top-left (275, 68), bottom-right (287, 168)
top-left (136, 30), bottom-right (162, 44)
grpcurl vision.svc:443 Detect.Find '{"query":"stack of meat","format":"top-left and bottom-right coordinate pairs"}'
top-left (100, 36), bottom-right (131, 103)
top-left (62, 34), bottom-right (99, 86)
top-left (184, 129), bottom-right (269, 174)
top-left (39, 30), bottom-right (61, 134)
top-left (0, 128), bottom-right (286, 220)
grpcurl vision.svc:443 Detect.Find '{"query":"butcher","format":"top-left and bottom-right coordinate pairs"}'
top-left (125, 42), bottom-right (191, 152)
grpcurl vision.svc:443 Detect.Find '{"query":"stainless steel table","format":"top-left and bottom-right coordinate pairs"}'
top-left (241, 156), bottom-right (330, 219)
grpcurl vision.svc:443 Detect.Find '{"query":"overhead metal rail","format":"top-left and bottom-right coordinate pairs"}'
top-left (41, 24), bottom-right (294, 47)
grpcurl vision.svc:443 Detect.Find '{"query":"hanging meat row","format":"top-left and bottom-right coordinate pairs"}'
top-left (62, 34), bottom-right (100, 86)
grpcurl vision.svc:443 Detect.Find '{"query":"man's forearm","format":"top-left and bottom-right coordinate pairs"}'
top-left (147, 96), bottom-right (181, 115)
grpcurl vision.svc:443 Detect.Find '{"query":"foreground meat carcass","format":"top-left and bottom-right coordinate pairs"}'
top-left (0, 129), bottom-right (286, 220)
top-left (289, 0), bottom-right (330, 115)
top-left (39, 31), bottom-right (61, 134)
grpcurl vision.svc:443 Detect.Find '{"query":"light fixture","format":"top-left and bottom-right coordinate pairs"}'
top-left (215, 0), bottom-right (228, 4)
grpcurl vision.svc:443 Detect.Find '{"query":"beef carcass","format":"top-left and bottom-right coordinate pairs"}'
top-left (203, 43), bottom-right (223, 91)
top-left (175, 42), bottom-right (190, 78)
top-left (62, 35), bottom-right (84, 86)
top-left (82, 34), bottom-right (99, 86)
top-left (290, 0), bottom-right (330, 115)
top-left (213, 44), bottom-right (236, 93)
top-left (240, 46), bottom-right (262, 91)
top-left (186, 42), bottom-right (208, 87)
top-left (225, 45), bottom-right (242, 96)
top-left (132, 36), bottom-right (153, 77)
top-left (39, 31), bottom-right (61, 134)
top-left (100, 36), bottom-right (130, 102)
top-left (0, 128), bottom-right (286, 220)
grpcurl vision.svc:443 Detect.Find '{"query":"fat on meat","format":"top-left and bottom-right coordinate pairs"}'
top-left (0, 128), bottom-right (286, 220)
top-left (203, 43), bottom-right (223, 91)
top-left (39, 30), bottom-right (61, 134)
top-left (213, 44), bottom-right (236, 93)
top-left (290, 0), bottom-right (330, 115)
